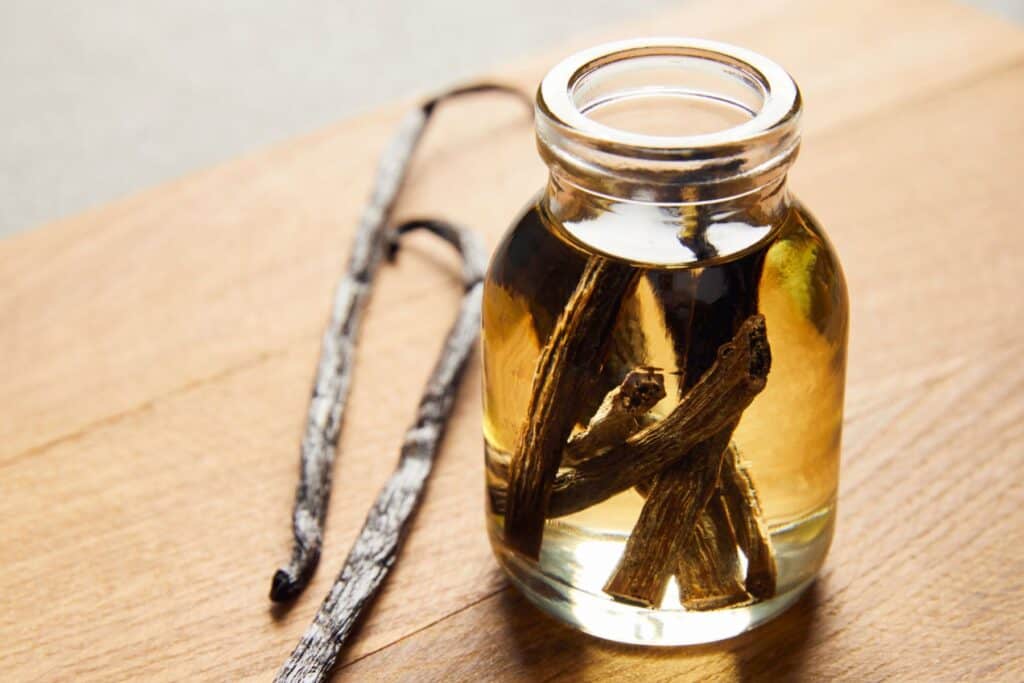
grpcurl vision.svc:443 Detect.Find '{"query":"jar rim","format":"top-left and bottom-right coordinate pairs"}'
top-left (535, 37), bottom-right (802, 198)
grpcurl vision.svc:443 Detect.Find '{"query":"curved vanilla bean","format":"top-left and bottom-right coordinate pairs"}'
top-left (271, 84), bottom-right (530, 602)
top-left (275, 219), bottom-right (486, 682)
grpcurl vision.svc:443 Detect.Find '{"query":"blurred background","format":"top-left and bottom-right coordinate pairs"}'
top-left (2, 0), bottom-right (1021, 238)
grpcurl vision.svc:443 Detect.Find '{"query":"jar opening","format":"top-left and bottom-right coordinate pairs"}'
top-left (536, 38), bottom-right (802, 200)
top-left (571, 54), bottom-right (764, 139)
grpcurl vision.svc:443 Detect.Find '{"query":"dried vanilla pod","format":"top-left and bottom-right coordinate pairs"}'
top-left (604, 424), bottom-right (738, 607)
top-left (562, 368), bottom-right (666, 466)
top-left (276, 218), bottom-right (486, 682)
top-left (675, 494), bottom-right (750, 611)
top-left (502, 257), bottom-right (640, 558)
top-left (719, 443), bottom-right (777, 599)
top-left (604, 247), bottom-right (776, 608)
top-left (489, 315), bottom-right (771, 519)
top-left (270, 83), bottom-right (530, 602)
top-left (488, 368), bottom-right (665, 483)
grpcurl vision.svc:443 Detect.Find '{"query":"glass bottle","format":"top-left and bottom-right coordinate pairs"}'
top-left (482, 38), bottom-right (848, 645)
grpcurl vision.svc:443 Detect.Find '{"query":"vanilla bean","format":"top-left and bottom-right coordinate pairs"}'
top-left (488, 315), bottom-right (770, 518)
top-left (662, 250), bottom-right (777, 601)
top-left (503, 258), bottom-right (640, 558)
top-left (546, 315), bottom-right (768, 516)
top-left (487, 369), bottom-right (664, 484)
top-left (275, 219), bottom-right (486, 682)
top-left (271, 84), bottom-right (530, 602)
top-left (720, 444), bottom-right (777, 599)
top-left (603, 423), bottom-right (736, 607)
top-left (676, 493), bottom-right (750, 610)
top-left (606, 247), bottom-right (773, 607)
top-left (562, 368), bottom-right (665, 466)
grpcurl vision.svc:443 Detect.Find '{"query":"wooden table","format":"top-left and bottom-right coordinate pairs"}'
top-left (3, 1), bottom-right (1022, 680)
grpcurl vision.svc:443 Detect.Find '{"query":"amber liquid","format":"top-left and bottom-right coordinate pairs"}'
top-left (482, 193), bottom-right (847, 644)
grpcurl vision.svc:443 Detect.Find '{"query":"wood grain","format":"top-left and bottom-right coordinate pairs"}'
top-left (2, 0), bottom-right (1023, 680)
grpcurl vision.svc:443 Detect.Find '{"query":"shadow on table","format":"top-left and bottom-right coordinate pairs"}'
top-left (495, 579), bottom-right (822, 681)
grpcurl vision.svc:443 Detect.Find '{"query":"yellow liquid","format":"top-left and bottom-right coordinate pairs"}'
top-left (482, 193), bottom-right (848, 644)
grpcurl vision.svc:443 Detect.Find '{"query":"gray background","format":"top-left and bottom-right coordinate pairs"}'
top-left (1, 0), bottom-right (1020, 238)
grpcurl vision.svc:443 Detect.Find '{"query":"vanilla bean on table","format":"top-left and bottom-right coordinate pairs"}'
top-left (275, 219), bottom-right (486, 682)
top-left (270, 83), bottom-right (530, 602)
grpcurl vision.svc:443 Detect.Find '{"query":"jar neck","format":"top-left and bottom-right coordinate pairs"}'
top-left (544, 171), bottom-right (791, 265)
top-left (546, 170), bottom-right (791, 225)
top-left (535, 38), bottom-right (802, 205)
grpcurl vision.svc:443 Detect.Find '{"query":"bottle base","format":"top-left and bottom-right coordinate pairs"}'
top-left (497, 544), bottom-right (813, 647)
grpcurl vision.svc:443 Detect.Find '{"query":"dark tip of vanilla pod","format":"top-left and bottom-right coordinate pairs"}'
top-left (270, 569), bottom-right (301, 603)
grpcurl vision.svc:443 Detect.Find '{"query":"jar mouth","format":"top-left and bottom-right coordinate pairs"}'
top-left (536, 38), bottom-right (802, 200)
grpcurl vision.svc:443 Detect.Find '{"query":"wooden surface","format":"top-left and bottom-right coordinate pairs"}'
top-left (2, 0), bottom-right (1023, 680)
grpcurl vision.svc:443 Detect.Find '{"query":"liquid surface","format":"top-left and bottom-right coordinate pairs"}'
top-left (482, 195), bottom-right (848, 643)
top-left (559, 199), bottom-right (775, 265)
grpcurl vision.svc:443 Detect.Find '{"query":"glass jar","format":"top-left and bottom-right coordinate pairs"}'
top-left (482, 38), bottom-right (848, 645)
